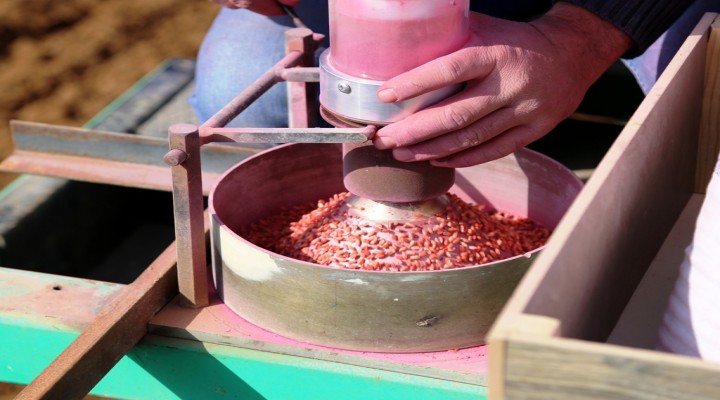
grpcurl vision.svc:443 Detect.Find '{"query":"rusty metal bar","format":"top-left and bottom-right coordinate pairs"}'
top-left (286, 28), bottom-right (318, 128)
top-left (164, 29), bottom-right (332, 310)
top-left (281, 67), bottom-right (320, 82)
top-left (16, 238), bottom-right (182, 400)
top-left (201, 126), bottom-right (375, 144)
top-left (199, 50), bottom-right (304, 132)
top-left (278, 2), bottom-right (308, 29)
top-left (167, 124), bottom-right (209, 308)
top-left (0, 120), bottom-right (259, 195)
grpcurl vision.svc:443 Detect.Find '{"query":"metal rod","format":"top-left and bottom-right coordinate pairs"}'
top-left (281, 67), bottom-right (320, 82)
top-left (1, 120), bottom-right (259, 195)
top-left (278, 2), bottom-right (308, 29)
top-left (200, 50), bottom-right (304, 131)
top-left (285, 28), bottom-right (318, 128)
top-left (168, 124), bottom-right (209, 308)
top-left (16, 239), bottom-right (182, 400)
top-left (202, 126), bottom-right (375, 144)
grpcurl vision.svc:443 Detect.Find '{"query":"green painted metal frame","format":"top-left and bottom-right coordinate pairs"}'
top-left (0, 269), bottom-right (485, 400)
top-left (0, 59), bottom-right (488, 399)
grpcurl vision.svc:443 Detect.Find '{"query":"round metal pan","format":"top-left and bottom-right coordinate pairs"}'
top-left (209, 143), bottom-right (582, 353)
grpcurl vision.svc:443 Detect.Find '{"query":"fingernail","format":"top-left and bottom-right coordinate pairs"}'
top-left (374, 136), bottom-right (397, 149)
top-left (393, 147), bottom-right (413, 161)
top-left (377, 89), bottom-right (399, 103)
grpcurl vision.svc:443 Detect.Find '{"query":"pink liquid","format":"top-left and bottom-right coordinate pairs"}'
top-left (329, 0), bottom-right (469, 81)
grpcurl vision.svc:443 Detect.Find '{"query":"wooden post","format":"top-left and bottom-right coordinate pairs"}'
top-left (167, 123), bottom-right (209, 308)
top-left (285, 28), bottom-right (319, 129)
top-left (696, 18), bottom-right (720, 193)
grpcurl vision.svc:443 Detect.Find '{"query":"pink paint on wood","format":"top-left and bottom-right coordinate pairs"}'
top-left (151, 296), bottom-right (488, 375)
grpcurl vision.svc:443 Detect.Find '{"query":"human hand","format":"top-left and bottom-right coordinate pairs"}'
top-left (373, 3), bottom-right (632, 168)
top-left (211, 0), bottom-right (300, 16)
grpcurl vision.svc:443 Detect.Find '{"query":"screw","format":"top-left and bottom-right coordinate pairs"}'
top-left (416, 315), bottom-right (440, 327)
top-left (338, 81), bottom-right (352, 94)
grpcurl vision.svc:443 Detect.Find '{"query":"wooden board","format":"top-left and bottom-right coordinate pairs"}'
top-left (606, 194), bottom-right (703, 349)
top-left (697, 19), bottom-right (720, 192)
top-left (488, 13), bottom-right (720, 400)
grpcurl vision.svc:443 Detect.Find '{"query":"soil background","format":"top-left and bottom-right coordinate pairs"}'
top-left (0, 0), bottom-right (220, 187)
top-left (0, 1), bottom-right (219, 396)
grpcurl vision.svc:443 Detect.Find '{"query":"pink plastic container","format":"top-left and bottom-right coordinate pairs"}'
top-left (328, 0), bottom-right (470, 81)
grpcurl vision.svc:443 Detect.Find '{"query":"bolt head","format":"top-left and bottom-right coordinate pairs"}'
top-left (337, 81), bottom-right (352, 94)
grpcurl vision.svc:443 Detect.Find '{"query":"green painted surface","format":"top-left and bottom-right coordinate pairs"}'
top-left (0, 315), bottom-right (486, 399)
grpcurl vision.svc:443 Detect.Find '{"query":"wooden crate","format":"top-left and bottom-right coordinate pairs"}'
top-left (488, 13), bottom-right (720, 399)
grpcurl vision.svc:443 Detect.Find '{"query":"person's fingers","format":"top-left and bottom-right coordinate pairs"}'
top-left (375, 81), bottom-right (502, 149)
top-left (428, 125), bottom-right (544, 168)
top-left (377, 49), bottom-right (495, 103)
top-left (388, 107), bottom-right (522, 162)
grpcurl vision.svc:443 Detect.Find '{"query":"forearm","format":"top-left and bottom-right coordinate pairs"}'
top-left (557, 0), bottom-right (695, 57)
top-left (530, 2), bottom-right (633, 86)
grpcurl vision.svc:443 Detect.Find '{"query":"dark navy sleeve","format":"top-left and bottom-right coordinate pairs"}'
top-left (557, 0), bottom-right (695, 56)
top-left (469, 0), bottom-right (553, 21)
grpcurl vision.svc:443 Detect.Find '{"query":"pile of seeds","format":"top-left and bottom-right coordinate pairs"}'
top-left (240, 192), bottom-right (550, 272)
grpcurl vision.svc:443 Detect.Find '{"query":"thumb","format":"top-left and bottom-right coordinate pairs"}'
top-left (377, 48), bottom-right (495, 103)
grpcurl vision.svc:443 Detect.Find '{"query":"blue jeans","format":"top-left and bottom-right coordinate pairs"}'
top-left (623, 0), bottom-right (720, 94)
top-left (189, 3), bottom-right (329, 128)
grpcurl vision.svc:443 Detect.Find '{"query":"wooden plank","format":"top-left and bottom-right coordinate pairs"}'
top-left (491, 11), bottom-right (712, 342)
top-left (607, 194), bottom-right (704, 349)
top-left (697, 19), bottom-right (720, 192)
top-left (503, 332), bottom-right (720, 400)
top-left (506, 315), bottom-right (561, 339)
top-left (488, 13), bottom-right (718, 400)
top-left (488, 315), bottom-right (559, 400)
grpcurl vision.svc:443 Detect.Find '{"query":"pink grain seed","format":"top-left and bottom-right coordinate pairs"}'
top-left (242, 191), bottom-right (549, 272)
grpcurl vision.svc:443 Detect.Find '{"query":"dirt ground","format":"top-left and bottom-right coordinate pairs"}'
top-left (0, 1), bottom-right (218, 395)
top-left (0, 0), bottom-right (219, 127)
top-left (0, 0), bottom-right (220, 187)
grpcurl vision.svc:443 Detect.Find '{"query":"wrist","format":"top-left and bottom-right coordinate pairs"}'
top-left (530, 2), bottom-right (633, 85)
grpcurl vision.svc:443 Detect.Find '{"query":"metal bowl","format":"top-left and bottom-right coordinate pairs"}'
top-left (209, 143), bottom-right (582, 353)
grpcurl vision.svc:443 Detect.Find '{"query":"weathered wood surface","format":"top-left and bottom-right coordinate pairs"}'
top-left (488, 13), bottom-right (720, 400)
top-left (697, 19), bottom-right (720, 192)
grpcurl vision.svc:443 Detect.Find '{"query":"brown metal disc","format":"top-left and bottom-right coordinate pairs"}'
top-left (320, 106), bottom-right (456, 203)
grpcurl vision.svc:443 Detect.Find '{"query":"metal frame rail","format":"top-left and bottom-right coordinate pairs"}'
top-left (0, 28), bottom-right (374, 399)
